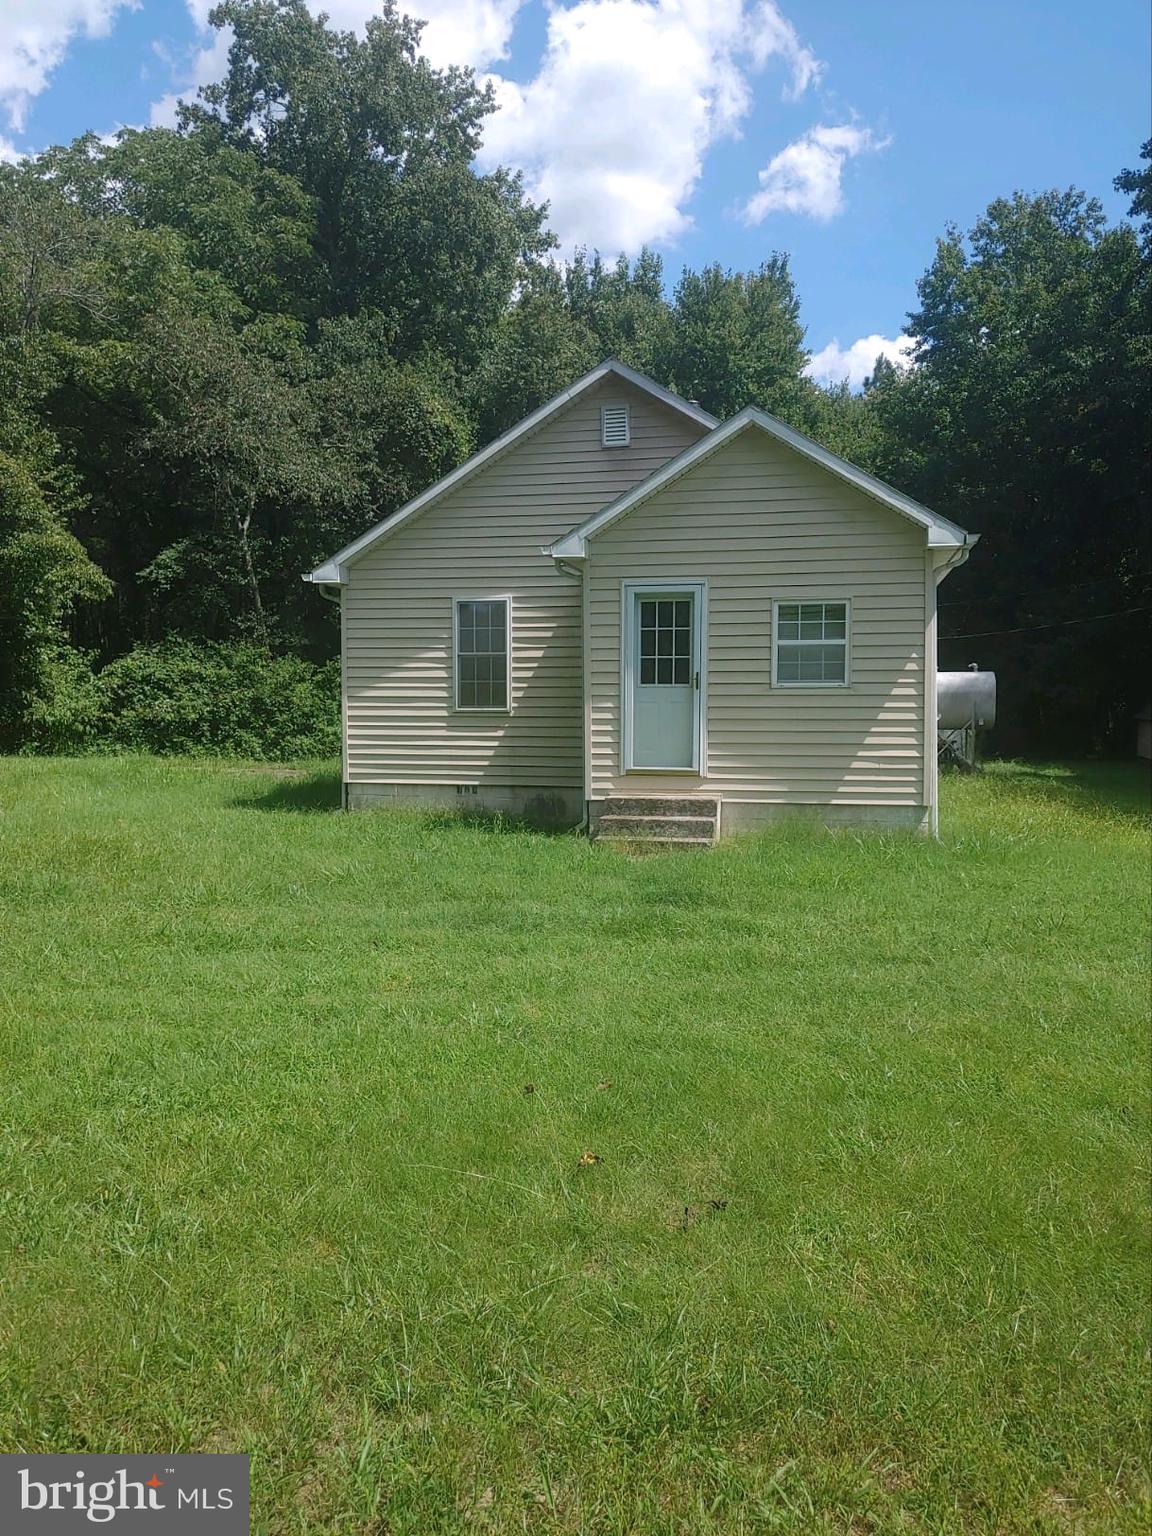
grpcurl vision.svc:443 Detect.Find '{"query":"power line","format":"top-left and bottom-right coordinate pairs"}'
top-left (946, 605), bottom-right (1151, 640)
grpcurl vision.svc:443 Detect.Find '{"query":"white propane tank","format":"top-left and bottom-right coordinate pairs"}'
top-left (937, 670), bottom-right (997, 730)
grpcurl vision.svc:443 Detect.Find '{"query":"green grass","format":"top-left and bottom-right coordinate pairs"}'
top-left (0, 757), bottom-right (1148, 1534)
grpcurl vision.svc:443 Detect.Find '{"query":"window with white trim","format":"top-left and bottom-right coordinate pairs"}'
top-left (601, 403), bottom-right (630, 447)
top-left (454, 598), bottom-right (510, 710)
top-left (773, 601), bottom-right (849, 686)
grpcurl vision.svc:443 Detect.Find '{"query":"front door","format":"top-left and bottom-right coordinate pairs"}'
top-left (626, 585), bottom-right (702, 771)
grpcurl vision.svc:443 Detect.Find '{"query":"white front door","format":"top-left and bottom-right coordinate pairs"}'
top-left (625, 584), bottom-right (703, 771)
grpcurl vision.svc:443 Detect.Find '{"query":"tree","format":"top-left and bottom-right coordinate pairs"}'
top-left (562, 248), bottom-right (676, 380)
top-left (0, 169), bottom-right (111, 338)
top-left (867, 187), bottom-right (1150, 753)
top-left (134, 311), bottom-right (336, 648)
top-left (0, 346), bottom-right (110, 749)
top-left (43, 127), bottom-right (324, 321)
top-left (185, 0), bottom-right (550, 357)
top-left (470, 261), bottom-right (597, 439)
top-left (667, 257), bottom-right (809, 418)
top-left (1115, 139), bottom-right (1152, 254)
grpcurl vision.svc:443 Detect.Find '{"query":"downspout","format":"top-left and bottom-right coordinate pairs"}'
top-left (928, 535), bottom-right (977, 837)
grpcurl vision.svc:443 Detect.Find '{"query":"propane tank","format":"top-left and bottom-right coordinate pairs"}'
top-left (937, 668), bottom-right (996, 730)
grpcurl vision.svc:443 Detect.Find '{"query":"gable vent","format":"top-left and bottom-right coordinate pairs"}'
top-left (601, 403), bottom-right (630, 447)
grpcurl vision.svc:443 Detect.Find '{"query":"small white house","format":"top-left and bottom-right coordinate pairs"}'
top-left (306, 361), bottom-right (977, 839)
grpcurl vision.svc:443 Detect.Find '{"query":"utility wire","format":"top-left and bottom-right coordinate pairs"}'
top-left (946, 605), bottom-right (1151, 640)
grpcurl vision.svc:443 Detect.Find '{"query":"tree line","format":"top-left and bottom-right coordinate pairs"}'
top-left (1, 0), bottom-right (1148, 757)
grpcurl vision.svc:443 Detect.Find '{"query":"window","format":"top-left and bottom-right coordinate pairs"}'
top-left (638, 597), bottom-right (692, 686)
top-left (454, 598), bottom-right (510, 710)
top-left (773, 601), bottom-right (849, 686)
top-left (601, 403), bottom-right (630, 447)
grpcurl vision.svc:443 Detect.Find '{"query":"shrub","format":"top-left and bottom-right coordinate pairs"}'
top-left (93, 641), bottom-right (339, 760)
top-left (21, 641), bottom-right (104, 753)
top-left (0, 445), bottom-right (111, 753)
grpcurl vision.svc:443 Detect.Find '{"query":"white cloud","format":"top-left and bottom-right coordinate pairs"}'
top-left (476, 0), bottom-right (824, 254)
top-left (747, 0), bottom-right (822, 98)
top-left (395, 0), bottom-right (526, 69)
top-left (0, 135), bottom-right (26, 164)
top-left (149, 22), bottom-right (231, 129)
top-left (805, 332), bottom-right (913, 390)
top-left (0, 0), bottom-right (137, 131)
top-left (743, 122), bottom-right (885, 224)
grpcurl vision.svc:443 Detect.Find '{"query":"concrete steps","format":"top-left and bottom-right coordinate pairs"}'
top-left (594, 796), bottom-right (720, 851)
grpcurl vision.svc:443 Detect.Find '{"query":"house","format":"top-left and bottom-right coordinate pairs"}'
top-left (306, 361), bottom-right (977, 839)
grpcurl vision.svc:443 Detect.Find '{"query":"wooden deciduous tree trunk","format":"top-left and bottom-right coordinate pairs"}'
top-left (234, 505), bottom-right (269, 648)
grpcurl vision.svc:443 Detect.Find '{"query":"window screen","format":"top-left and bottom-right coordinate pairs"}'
top-left (774, 601), bottom-right (848, 685)
top-left (455, 598), bottom-right (509, 709)
top-left (639, 597), bottom-right (692, 686)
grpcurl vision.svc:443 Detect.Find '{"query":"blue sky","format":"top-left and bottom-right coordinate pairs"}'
top-left (3, 1), bottom-right (1148, 384)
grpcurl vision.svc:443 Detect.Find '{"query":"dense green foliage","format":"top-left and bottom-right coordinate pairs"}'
top-left (866, 176), bottom-right (1151, 754)
top-left (0, 0), bottom-right (1147, 755)
top-left (92, 641), bottom-right (339, 758)
top-left (0, 757), bottom-right (1148, 1531)
top-left (0, 356), bottom-right (110, 751)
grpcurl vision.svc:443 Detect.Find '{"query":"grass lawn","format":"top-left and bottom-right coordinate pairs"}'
top-left (0, 757), bottom-right (1148, 1534)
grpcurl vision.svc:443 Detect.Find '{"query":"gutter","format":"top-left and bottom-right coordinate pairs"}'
top-left (933, 532), bottom-right (978, 584)
top-left (547, 553), bottom-right (586, 581)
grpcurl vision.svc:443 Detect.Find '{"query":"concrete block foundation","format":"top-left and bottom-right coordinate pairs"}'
top-left (345, 781), bottom-right (584, 830)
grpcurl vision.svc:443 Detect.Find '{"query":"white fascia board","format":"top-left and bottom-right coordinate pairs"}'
top-left (551, 406), bottom-right (975, 558)
top-left (303, 361), bottom-right (717, 584)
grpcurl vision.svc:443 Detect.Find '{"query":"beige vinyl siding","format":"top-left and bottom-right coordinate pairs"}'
top-left (588, 429), bottom-right (929, 806)
top-left (343, 379), bottom-right (706, 785)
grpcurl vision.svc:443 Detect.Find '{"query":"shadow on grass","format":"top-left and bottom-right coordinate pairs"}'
top-left (231, 767), bottom-right (343, 813)
top-left (429, 807), bottom-right (579, 839)
top-left (231, 770), bottom-right (578, 836)
top-left (962, 759), bottom-right (1151, 827)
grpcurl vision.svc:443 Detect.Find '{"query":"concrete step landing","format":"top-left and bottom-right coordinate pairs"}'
top-left (594, 796), bottom-right (719, 851)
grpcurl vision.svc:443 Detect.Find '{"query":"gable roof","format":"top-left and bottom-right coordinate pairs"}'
top-left (304, 360), bottom-right (718, 584)
top-left (549, 405), bottom-right (974, 559)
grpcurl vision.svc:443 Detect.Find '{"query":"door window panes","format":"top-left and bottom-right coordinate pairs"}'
top-left (639, 597), bottom-right (692, 686)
